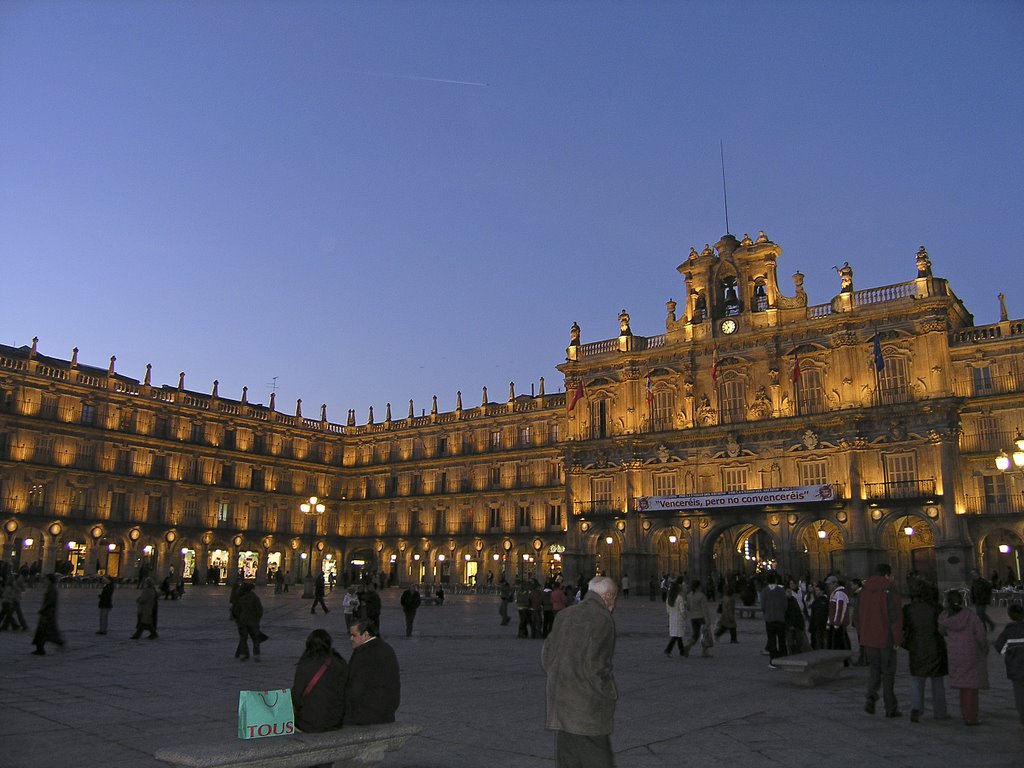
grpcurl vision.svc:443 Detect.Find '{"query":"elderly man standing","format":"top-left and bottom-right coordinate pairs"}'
top-left (542, 575), bottom-right (619, 768)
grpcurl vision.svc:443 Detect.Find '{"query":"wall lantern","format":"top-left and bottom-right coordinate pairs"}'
top-left (902, 517), bottom-right (915, 536)
top-left (999, 544), bottom-right (1011, 554)
top-left (817, 523), bottom-right (828, 540)
top-left (67, 540), bottom-right (78, 549)
top-left (605, 536), bottom-right (614, 545)
top-left (668, 535), bottom-right (677, 544)
top-left (108, 543), bottom-right (117, 552)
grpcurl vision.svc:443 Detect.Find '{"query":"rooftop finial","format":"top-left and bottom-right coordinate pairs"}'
top-left (481, 386), bottom-right (488, 406)
top-left (178, 372), bottom-right (185, 390)
top-left (212, 380), bottom-right (219, 398)
top-left (144, 364), bottom-right (152, 386)
top-left (999, 293), bottom-right (1009, 322)
top-left (431, 395), bottom-right (438, 414)
top-left (539, 377), bottom-right (545, 396)
top-left (269, 391), bottom-right (276, 411)
top-left (107, 355), bottom-right (116, 376)
top-left (385, 403), bottom-right (392, 422)
top-left (320, 403), bottom-right (327, 422)
top-left (408, 399), bottom-right (414, 419)
top-left (456, 390), bottom-right (463, 411)
top-left (509, 382), bottom-right (515, 401)
top-left (367, 405), bottom-right (374, 424)
top-left (70, 347), bottom-right (78, 368)
top-left (296, 398), bottom-right (302, 418)
top-left (241, 386), bottom-right (248, 405)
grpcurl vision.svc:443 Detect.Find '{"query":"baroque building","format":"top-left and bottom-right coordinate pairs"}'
top-left (1, 231), bottom-right (1022, 592)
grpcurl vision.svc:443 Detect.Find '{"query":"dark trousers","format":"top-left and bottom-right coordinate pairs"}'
top-left (235, 623), bottom-right (260, 658)
top-left (765, 621), bottom-right (787, 660)
top-left (664, 636), bottom-right (686, 655)
top-left (517, 608), bottom-right (532, 638)
top-left (499, 599), bottom-right (510, 625)
top-left (865, 646), bottom-right (898, 714)
top-left (827, 626), bottom-right (851, 650)
top-left (714, 624), bottom-right (737, 642)
top-left (403, 609), bottom-right (416, 637)
top-left (311, 596), bottom-right (328, 613)
top-left (555, 730), bottom-right (614, 768)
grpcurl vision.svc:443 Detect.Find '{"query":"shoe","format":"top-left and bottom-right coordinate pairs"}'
top-left (965, 719), bottom-right (981, 726)
top-left (910, 710), bottom-right (920, 723)
top-left (864, 700), bottom-right (876, 715)
top-left (32, 649), bottom-right (45, 656)
top-left (239, 655), bottom-right (249, 661)
top-left (130, 633), bottom-right (141, 640)
top-left (664, 651), bottom-right (672, 657)
top-left (148, 633), bottom-right (158, 639)
top-left (96, 631), bottom-right (107, 635)
top-left (886, 710), bottom-right (902, 718)
top-left (254, 657), bottom-right (261, 663)
top-left (768, 663), bottom-right (777, 670)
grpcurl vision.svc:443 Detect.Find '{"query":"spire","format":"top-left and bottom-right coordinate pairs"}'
top-left (269, 391), bottom-right (276, 411)
top-left (70, 347), bottom-right (78, 368)
top-left (509, 382), bottom-right (515, 401)
top-left (367, 406), bottom-right (374, 425)
top-left (408, 399), bottom-right (414, 419)
top-left (212, 380), bottom-right (219, 398)
top-left (178, 372), bottom-right (185, 391)
top-left (456, 391), bottom-right (462, 411)
top-left (144, 364), bottom-right (152, 386)
top-left (431, 395), bottom-right (438, 414)
top-left (107, 355), bottom-right (116, 376)
top-left (296, 398), bottom-right (302, 418)
top-left (241, 386), bottom-right (248, 405)
top-left (481, 386), bottom-right (488, 406)
top-left (347, 409), bottom-right (356, 427)
top-left (320, 403), bottom-right (327, 422)
top-left (385, 403), bottom-right (392, 422)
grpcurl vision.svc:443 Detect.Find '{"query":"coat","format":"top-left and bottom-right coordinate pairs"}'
top-left (901, 601), bottom-right (948, 678)
top-left (542, 590), bottom-right (617, 736)
top-left (995, 620), bottom-right (1024, 682)
top-left (345, 637), bottom-right (400, 725)
top-left (136, 585), bottom-right (157, 627)
top-left (685, 589), bottom-right (710, 623)
top-left (292, 651), bottom-right (348, 733)
top-left (666, 594), bottom-right (687, 637)
top-left (938, 607), bottom-right (989, 690)
top-left (231, 586), bottom-right (263, 628)
top-left (857, 575), bottom-right (902, 648)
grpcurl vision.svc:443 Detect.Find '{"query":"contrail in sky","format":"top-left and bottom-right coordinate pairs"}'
top-left (372, 72), bottom-right (490, 87)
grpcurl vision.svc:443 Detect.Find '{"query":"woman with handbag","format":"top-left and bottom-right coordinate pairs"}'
top-left (292, 629), bottom-right (348, 733)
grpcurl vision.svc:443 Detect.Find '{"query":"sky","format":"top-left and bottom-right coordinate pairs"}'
top-left (2, 1), bottom-right (1022, 423)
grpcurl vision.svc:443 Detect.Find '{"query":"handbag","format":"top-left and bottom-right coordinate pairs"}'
top-left (237, 689), bottom-right (295, 739)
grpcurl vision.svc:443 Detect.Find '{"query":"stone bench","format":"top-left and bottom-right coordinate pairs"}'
top-left (154, 722), bottom-right (422, 768)
top-left (771, 650), bottom-right (852, 687)
top-left (736, 605), bottom-right (761, 619)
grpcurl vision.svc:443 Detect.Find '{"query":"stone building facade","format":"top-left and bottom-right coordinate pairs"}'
top-left (1, 231), bottom-right (1022, 592)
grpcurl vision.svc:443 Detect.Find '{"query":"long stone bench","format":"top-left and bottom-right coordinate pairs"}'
top-left (154, 722), bottom-right (422, 768)
top-left (736, 605), bottom-right (761, 619)
top-left (771, 649), bottom-right (851, 687)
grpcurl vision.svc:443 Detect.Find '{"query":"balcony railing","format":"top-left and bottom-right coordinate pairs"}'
top-left (864, 479), bottom-right (936, 501)
top-left (572, 499), bottom-right (624, 517)
top-left (959, 430), bottom-right (1015, 454)
top-left (952, 373), bottom-right (1024, 398)
top-left (962, 494), bottom-right (1024, 515)
top-left (872, 386), bottom-right (915, 406)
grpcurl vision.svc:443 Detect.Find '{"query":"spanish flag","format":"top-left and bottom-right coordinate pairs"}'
top-left (711, 346), bottom-right (720, 383)
top-left (568, 381), bottom-right (584, 412)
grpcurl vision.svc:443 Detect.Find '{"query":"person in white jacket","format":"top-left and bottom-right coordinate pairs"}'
top-left (664, 579), bottom-right (688, 657)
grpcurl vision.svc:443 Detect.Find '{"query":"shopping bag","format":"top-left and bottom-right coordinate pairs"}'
top-left (237, 688), bottom-right (295, 739)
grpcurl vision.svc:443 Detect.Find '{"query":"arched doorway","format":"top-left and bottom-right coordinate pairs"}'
top-left (883, 513), bottom-right (936, 586)
top-left (710, 524), bottom-right (778, 578)
top-left (797, 518), bottom-right (846, 581)
top-left (593, 531), bottom-right (621, 579)
top-left (979, 527), bottom-right (1024, 585)
top-left (653, 527), bottom-right (688, 578)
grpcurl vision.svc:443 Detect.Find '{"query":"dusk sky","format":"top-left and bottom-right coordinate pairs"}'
top-left (2, 1), bottom-right (1022, 423)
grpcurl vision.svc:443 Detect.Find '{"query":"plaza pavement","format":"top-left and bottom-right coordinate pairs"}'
top-left (0, 582), bottom-right (1021, 768)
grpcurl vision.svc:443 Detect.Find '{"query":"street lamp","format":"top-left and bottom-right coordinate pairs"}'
top-left (299, 496), bottom-right (325, 597)
top-left (995, 431), bottom-right (1024, 472)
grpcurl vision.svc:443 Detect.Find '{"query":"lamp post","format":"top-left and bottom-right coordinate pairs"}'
top-left (300, 496), bottom-right (325, 598)
top-left (995, 431), bottom-right (1024, 473)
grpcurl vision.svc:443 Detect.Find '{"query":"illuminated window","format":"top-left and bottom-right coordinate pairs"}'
top-left (718, 379), bottom-right (746, 424)
top-left (799, 461), bottom-right (828, 487)
top-left (653, 473), bottom-right (677, 496)
top-left (652, 391), bottom-right (674, 431)
top-left (722, 467), bottom-right (748, 492)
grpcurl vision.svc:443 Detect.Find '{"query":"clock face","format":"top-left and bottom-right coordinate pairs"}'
top-left (720, 318), bottom-right (737, 334)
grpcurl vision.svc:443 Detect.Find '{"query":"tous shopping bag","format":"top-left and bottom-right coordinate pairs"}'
top-left (237, 689), bottom-right (295, 739)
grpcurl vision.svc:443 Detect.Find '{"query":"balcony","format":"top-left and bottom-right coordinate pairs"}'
top-left (952, 372), bottom-right (1024, 398)
top-left (959, 430), bottom-right (1015, 455)
top-left (572, 499), bottom-right (624, 519)
top-left (962, 494), bottom-right (1024, 515)
top-left (864, 479), bottom-right (936, 501)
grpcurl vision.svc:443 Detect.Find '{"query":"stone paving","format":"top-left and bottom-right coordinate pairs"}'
top-left (1, 583), bottom-right (1021, 768)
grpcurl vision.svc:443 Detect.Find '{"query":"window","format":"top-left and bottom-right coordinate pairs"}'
top-left (252, 433), bottom-right (266, 454)
top-left (518, 505), bottom-right (530, 528)
top-left (115, 449), bottom-right (131, 474)
top-left (518, 426), bottom-right (531, 447)
top-left (549, 423), bottom-right (559, 444)
top-left (590, 399), bottom-right (609, 439)
top-left (35, 436), bottom-right (55, 464)
top-left (490, 430), bottom-right (502, 449)
top-left (251, 468), bottom-right (264, 491)
top-left (549, 461), bottom-right (563, 484)
top-left (592, 477), bottom-right (613, 506)
top-left (155, 416), bottom-right (169, 438)
top-left (515, 464), bottom-right (528, 487)
top-left (796, 367), bottom-right (825, 414)
top-left (217, 502), bottom-right (231, 526)
top-left (223, 429), bottom-right (236, 450)
top-left (183, 499), bottom-right (200, 525)
top-left (884, 452), bottom-right (919, 496)
top-left (972, 366), bottom-right (994, 396)
top-left (652, 391), bottom-right (674, 431)
top-left (28, 483), bottom-right (46, 510)
top-left (437, 435), bottom-right (448, 456)
top-left (40, 394), bottom-right (58, 419)
top-left (878, 355), bottom-right (910, 404)
top-left (799, 460), bottom-right (829, 487)
top-left (70, 489), bottom-right (89, 516)
top-left (110, 491), bottom-right (130, 521)
top-left (718, 379), bottom-right (747, 424)
top-left (653, 473), bottom-right (677, 497)
top-left (191, 423), bottom-right (204, 443)
top-left (147, 495), bottom-right (164, 521)
top-left (489, 466), bottom-right (502, 488)
top-left (81, 403), bottom-right (96, 426)
top-left (722, 467), bottom-right (748, 492)
top-left (76, 441), bottom-right (95, 470)
top-left (489, 508), bottom-right (501, 529)
top-left (548, 503), bottom-right (562, 527)
top-left (982, 474), bottom-right (1008, 506)
top-left (151, 454), bottom-right (166, 479)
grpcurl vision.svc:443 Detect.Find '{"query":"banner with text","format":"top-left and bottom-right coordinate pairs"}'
top-left (635, 485), bottom-right (834, 512)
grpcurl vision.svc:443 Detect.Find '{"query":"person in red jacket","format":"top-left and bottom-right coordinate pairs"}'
top-left (857, 563), bottom-right (903, 717)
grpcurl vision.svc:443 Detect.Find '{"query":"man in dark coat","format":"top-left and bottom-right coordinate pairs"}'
top-left (32, 574), bottom-right (65, 655)
top-left (362, 587), bottom-right (382, 633)
top-left (231, 582), bottom-right (264, 661)
top-left (132, 577), bottom-right (158, 639)
top-left (345, 619), bottom-right (400, 724)
top-left (400, 585), bottom-right (421, 637)
top-left (542, 575), bottom-right (618, 768)
top-left (901, 579), bottom-right (948, 722)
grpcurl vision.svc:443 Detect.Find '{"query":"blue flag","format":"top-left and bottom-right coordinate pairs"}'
top-left (872, 333), bottom-right (884, 372)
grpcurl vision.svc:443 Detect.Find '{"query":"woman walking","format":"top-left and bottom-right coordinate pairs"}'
top-left (938, 589), bottom-right (988, 725)
top-left (715, 586), bottom-right (738, 643)
top-left (902, 580), bottom-right (948, 722)
top-left (32, 573), bottom-right (65, 655)
top-left (685, 579), bottom-right (711, 657)
top-left (664, 579), bottom-right (688, 657)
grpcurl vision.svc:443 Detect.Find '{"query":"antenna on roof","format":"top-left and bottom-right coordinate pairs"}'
top-left (268, 376), bottom-right (278, 395)
top-left (720, 139), bottom-right (731, 236)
